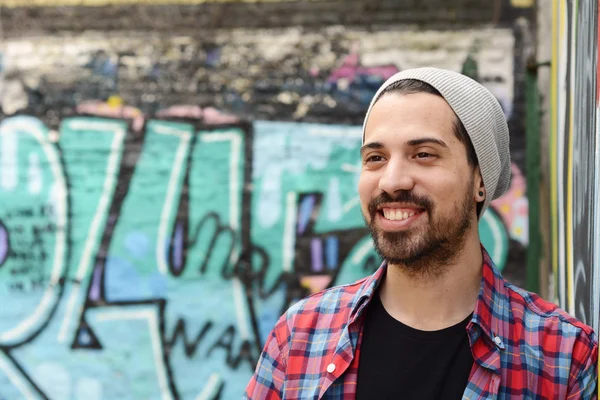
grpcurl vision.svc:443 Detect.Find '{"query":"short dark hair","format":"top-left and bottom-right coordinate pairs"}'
top-left (375, 79), bottom-right (478, 168)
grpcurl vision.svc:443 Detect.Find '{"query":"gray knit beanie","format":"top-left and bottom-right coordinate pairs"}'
top-left (361, 67), bottom-right (511, 218)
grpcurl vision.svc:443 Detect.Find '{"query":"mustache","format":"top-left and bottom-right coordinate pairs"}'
top-left (367, 191), bottom-right (433, 216)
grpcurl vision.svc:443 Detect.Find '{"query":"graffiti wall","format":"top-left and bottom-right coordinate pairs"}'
top-left (0, 10), bottom-right (533, 399)
top-left (550, 0), bottom-right (600, 333)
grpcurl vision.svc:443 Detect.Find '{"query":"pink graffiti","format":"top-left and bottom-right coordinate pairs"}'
top-left (156, 105), bottom-right (239, 125)
top-left (156, 105), bottom-right (203, 119)
top-left (77, 101), bottom-right (239, 130)
top-left (0, 221), bottom-right (8, 266)
top-left (327, 49), bottom-right (399, 84)
top-left (300, 275), bottom-right (332, 294)
top-left (490, 163), bottom-right (529, 245)
top-left (77, 100), bottom-right (145, 132)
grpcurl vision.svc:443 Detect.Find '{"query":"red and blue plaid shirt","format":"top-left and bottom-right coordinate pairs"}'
top-left (245, 249), bottom-right (598, 399)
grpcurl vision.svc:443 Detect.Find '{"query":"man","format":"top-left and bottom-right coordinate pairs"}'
top-left (245, 68), bottom-right (598, 399)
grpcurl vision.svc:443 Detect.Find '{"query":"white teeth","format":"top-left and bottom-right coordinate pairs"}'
top-left (383, 209), bottom-right (416, 221)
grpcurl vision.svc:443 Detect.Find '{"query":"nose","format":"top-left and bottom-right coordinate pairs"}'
top-left (378, 157), bottom-right (415, 195)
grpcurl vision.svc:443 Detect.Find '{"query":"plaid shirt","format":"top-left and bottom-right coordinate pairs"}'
top-left (245, 249), bottom-right (598, 399)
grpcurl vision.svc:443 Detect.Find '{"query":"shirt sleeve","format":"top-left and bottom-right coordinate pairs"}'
top-left (244, 327), bottom-right (287, 400)
top-left (566, 331), bottom-right (598, 399)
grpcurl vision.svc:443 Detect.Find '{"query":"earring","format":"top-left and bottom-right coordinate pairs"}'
top-left (479, 191), bottom-right (484, 197)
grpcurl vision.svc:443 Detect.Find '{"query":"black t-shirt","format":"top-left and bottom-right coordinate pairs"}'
top-left (356, 293), bottom-right (474, 399)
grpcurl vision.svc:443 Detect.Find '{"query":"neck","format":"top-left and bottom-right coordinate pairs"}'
top-left (378, 232), bottom-right (483, 331)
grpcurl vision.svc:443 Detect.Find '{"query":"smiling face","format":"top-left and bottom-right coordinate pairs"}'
top-left (359, 91), bottom-right (482, 274)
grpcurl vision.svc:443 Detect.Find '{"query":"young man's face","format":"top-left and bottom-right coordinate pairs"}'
top-left (358, 91), bottom-right (481, 270)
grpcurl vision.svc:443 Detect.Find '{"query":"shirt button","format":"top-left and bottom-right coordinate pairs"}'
top-left (493, 336), bottom-right (504, 348)
top-left (327, 363), bottom-right (336, 373)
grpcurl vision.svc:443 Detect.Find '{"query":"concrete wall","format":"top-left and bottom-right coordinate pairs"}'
top-left (0, 2), bottom-right (535, 398)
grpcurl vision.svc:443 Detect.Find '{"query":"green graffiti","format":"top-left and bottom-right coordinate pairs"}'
top-left (0, 117), bottom-right (68, 347)
top-left (0, 117), bottom-right (516, 399)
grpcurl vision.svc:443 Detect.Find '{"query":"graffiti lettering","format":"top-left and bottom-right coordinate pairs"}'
top-left (166, 319), bottom-right (213, 358)
top-left (0, 114), bottom-right (528, 399)
top-left (165, 319), bottom-right (258, 369)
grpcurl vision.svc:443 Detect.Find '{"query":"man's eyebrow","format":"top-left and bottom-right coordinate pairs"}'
top-left (406, 137), bottom-right (450, 149)
top-left (360, 142), bottom-right (384, 156)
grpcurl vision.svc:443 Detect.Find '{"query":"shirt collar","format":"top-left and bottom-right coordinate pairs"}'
top-left (348, 246), bottom-right (511, 346)
top-left (470, 247), bottom-right (511, 347)
top-left (348, 262), bottom-right (386, 324)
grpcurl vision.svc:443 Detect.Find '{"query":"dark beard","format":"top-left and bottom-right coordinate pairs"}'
top-left (365, 184), bottom-right (475, 278)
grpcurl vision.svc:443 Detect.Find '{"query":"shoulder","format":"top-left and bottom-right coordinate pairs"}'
top-left (504, 282), bottom-right (597, 353)
top-left (286, 276), bottom-right (369, 324)
top-left (489, 280), bottom-right (598, 397)
top-left (271, 276), bottom-right (370, 342)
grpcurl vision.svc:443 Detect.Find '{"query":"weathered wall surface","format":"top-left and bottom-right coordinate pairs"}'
top-left (550, 0), bottom-right (599, 334)
top-left (0, 2), bottom-right (535, 398)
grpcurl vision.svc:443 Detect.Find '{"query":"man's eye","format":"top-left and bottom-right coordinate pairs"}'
top-left (366, 155), bottom-right (384, 163)
top-left (416, 152), bottom-right (432, 159)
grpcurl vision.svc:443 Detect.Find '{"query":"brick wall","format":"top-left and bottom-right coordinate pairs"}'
top-left (0, 1), bottom-right (534, 398)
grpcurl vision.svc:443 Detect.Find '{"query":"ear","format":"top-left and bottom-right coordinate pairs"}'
top-left (473, 167), bottom-right (485, 203)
